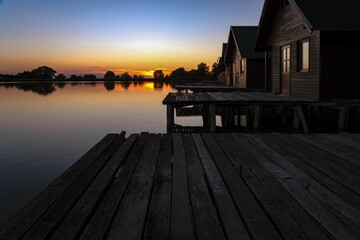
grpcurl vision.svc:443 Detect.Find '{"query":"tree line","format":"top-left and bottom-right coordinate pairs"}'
top-left (0, 62), bottom-right (218, 81)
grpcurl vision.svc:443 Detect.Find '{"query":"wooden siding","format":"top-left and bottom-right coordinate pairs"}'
top-left (247, 59), bottom-right (265, 89)
top-left (320, 32), bottom-right (360, 100)
top-left (239, 58), bottom-right (247, 88)
top-left (231, 49), bottom-right (241, 87)
top-left (266, 4), bottom-right (321, 100)
top-left (290, 33), bottom-right (320, 100)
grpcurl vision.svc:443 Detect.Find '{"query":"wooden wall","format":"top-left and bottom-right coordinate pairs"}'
top-left (320, 32), bottom-right (360, 100)
top-left (265, 3), bottom-right (321, 100)
top-left (247, 59), bottom-right (265, 89)
top-left (231, 49), bottom-right (241, 87)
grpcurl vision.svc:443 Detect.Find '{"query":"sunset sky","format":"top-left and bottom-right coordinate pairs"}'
top-left (0, 0), bottom-right (264, 77)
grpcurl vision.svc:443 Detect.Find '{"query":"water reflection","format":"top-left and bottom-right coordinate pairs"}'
top-left (0, 81), bottom-right (171, 96)
top-left (0, 81), bottom-right (178, 226)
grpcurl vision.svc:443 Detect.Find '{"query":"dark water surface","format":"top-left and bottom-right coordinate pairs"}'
top-left (0, 81), bottom-right (199, 226)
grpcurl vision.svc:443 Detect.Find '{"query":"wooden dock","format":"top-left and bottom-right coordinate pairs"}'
top-left (174, 85), bottom-right (252, 93)
top-left (1, 132), bottom-right (360, 240)
top-left (163, 92), bottom-right (313, 133)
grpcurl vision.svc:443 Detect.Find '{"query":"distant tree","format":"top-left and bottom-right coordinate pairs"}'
top-left (197, 62), bottom-right (209, 79)
top-left (212, 62), bottom-right (219, 74)
top-left (153, 69), bottom-right (164, 79)
top-left (133, 75), bottom-right (138, 80)
top-left (121, 72), bottom-right (132, 80)
top-left (31, 66), bottom-right (57, 79)
top-left (83, 74), bottom-right (97, 80)
top-left (56, 73), bottom-right (67, 80)
top-left (170, 67), bottom-right (188, 79)
top-left (104, 71), bottom-right (115, 79)
top-left (69, 74), bottom-right (80, 80)
top-left (17, 71), bottom-right (35, 79)
top-left (138, 75), bottom-right (144, 79)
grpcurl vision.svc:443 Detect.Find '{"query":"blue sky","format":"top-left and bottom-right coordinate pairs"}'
top-left (0, 0), bottom-right (264, 76)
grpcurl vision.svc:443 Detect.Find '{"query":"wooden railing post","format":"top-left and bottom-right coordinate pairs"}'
top-left (167, 105), bottom-right (174, 133)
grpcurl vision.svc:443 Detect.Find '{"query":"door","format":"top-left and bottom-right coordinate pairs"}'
top-left (281, 45), bottom-right (290, 95)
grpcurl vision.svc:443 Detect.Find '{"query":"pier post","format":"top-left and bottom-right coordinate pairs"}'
top-left (253, 106), bottom-right (260, 130)
top-left (167, 105), bottom-right (174, 133)
top-left (209, 104), bottom-right (216, 133)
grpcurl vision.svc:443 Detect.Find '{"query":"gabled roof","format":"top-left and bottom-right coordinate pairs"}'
top-left (256, 0), bottom-right (360, 50)
top-left (224, 26), bottom-right (264, 63)
top-left (292, 0), bottom-right (360, 31)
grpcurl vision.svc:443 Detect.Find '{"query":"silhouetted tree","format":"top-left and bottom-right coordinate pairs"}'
top-left (17, 71), bottom-right (35, 79)
top-left (153, 69), bottom-right (164, 79)
top-left (170, 67), bottom-right (188, 79)
top-left (104, 71), bottom-right (115, 79)
top-left (121, 72), bottom-right (132, 80)
top-left (56, 73), bottom-right (67, 80)
top-left (197, 62), bottom-right (209, 79)
top-left (133, 75), bottom-right (138, 80)
top-left (69, 74), bottom-right (81, 80)
top-left (83, 74), bottom-right (97, 80)
top-left (31, 66), bottom-right (57, 79)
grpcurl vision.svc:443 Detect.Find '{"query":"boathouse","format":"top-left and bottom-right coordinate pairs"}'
top-left (255, 0), bottom-right (360, 100)
top-left (217, 43), bottom-right (228, 85)
top-left (224, 26), bottom-right (265, 89)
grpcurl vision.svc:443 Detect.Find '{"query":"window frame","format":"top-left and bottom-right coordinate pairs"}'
top-left (298, 39), bottom-right (310, 72)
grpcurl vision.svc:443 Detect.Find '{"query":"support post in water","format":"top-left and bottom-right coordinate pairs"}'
top-left (167, 105), bottom-right (174, 133)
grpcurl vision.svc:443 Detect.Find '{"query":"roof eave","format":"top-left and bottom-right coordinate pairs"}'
top-left (289, 0), bottom-right (314, 33)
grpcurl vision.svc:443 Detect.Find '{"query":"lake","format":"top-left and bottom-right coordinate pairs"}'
top-left (0, 81), bottom-right (201, 226)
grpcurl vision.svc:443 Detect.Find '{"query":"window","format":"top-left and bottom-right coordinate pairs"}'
top-left (299, 40), bottom-right (309, 71)
top-left (282, 45), bottom-right (290, 73)
top-left (240, 59), bottom-right (245, 75)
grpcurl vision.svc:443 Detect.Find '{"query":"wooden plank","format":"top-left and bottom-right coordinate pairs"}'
top-left (182, 134), bottom-right (225, 240)
top-left (193, 134), bottom-right (251, 240)
top-left (79, 133), bottom-right (149, 240)
top-left (170, 133), bottom-right (195, 240)
top-left (144, 134), bottom-right (172, 240)
top-left (214, 134), bottom-right (314, 240)
top-left (50, 134), bottom-right (139, 240)
top-left (245, 134), bottom-right (360, 236)
top-left (321, 133), bottom-right (360, 152)
top-left (270, 133), bottom-right (360, 192)
top-left (254, 105), bottom-right (260, 130)
top-left (232, 133), bottom-right (360, 240)
top-left (0, 134), bottom-right (119, 240)
top-left (199, 134), bottom-right (282, 240)
top-left (260, 133), bottom-right (360, 213)
top-left (107, 134), bottom-right (161, 240)
top-left (294, 134), bottom-right (360, 169)
top-left (21, 135), bottom-right (125, 240)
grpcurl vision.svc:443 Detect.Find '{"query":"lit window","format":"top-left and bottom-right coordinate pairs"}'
top-left (240, 59), bottom-right (245, 75)
top-left (299, 40), bottom-right (309, 71)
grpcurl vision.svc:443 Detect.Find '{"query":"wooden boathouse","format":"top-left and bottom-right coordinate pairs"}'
top-left (1, 132), bottom-right (360, 240)
top-left (255, 0), bottom-right (360, 100)
top-left (224, 26), bottom-right (265, 89)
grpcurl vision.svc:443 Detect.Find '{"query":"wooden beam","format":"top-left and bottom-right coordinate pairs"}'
top-left (167, 105), bottom-right (174, 133)
top-left (296, 106), bottom-right (309, 133)
top-left (253, 106), bottom-right (260, 130)
top-left (209, 104), bottom-right (216, 133)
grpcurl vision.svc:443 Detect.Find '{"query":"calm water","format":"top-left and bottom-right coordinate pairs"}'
top-left (0, 81), bottom-right (200, 226)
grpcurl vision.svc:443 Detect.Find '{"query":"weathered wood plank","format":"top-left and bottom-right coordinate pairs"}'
top-left (200, 133), bottom-right (282, 240)
top-left (21, 135), bottom-right (126, 240)
top-left (171, 133), bottom-right (195, 240)
top-left (107, 134), bottom-right (161, 240)
top-left (270, 133), bottom-right (360, 193)
top-left (50, 134), bottom-right (138, 240)
top-left (246, 134), bottom-right (360, 236)
top-left (78, 133), bottom-right (149, 240)
top-left (214, 134), bottom-right (313, 240)
top-left (144, 134), bottom-right (172, 240)
top-left (0, 134), bottom-right (119, 240)
top-left (260, 133), bottom-right (360, 212)
top-left (182, 134), bottom-right (226, 240)
top-left (192, 134), bottom-right (251, 240)
top-left (232, 133), bottom-right (360, 240)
